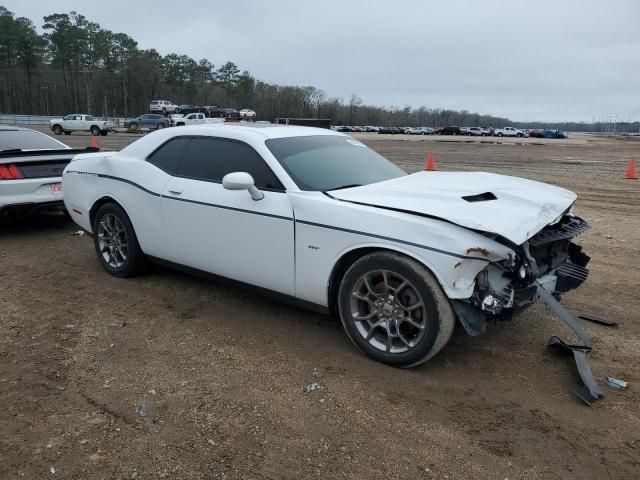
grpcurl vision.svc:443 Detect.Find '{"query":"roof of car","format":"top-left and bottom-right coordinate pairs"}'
top-left (189, 123), bottom-right (344, 140)
top-left (118, 123), bottom-right (345, 158)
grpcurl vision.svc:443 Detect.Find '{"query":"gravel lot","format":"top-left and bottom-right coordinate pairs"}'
top-left (1, 128), bottom-right (639, 479)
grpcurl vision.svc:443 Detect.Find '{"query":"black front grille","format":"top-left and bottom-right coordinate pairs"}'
top-left (529, 215), bottom-right (590, 247)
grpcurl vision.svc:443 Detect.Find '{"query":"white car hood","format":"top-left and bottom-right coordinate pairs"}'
top-left (329, 171), bottom-right (576, 245)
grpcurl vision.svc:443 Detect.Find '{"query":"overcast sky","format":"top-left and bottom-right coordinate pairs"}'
top-left (3, 0), bottom-right (639, 122)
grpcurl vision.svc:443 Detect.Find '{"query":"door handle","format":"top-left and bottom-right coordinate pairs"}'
top-left (168, 189), bottom-right (183, 195)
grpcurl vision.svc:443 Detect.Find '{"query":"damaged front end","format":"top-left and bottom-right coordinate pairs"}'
top-left (452, 213), bottom-right (591, 336)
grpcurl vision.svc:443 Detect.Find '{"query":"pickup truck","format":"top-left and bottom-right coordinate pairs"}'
top-left (171, 113), bottom-right (224, 127)
top-left (50, 114), bottom-right (113, 136)
top-left (494, 126), bottom-right (526, 137)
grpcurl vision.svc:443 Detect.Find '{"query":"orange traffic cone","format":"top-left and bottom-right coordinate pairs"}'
top-left (625, 159), bottom-right (638, 179)
top-left (425, 151), bottom-right (436, 171)
top-left (89, 135), bottom-right (98, 149)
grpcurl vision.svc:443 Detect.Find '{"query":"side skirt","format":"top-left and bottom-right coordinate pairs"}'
top-left (145, 255), bottom-right (330, 316)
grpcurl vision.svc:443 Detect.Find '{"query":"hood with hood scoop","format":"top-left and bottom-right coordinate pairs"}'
top-left (328, 171), bottom-right (576, 245)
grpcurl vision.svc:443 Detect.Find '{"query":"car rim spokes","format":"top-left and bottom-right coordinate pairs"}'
top-left (350, 270), bottom-right (427, 354)
top-left (97, 214), bottom-right (128, 269)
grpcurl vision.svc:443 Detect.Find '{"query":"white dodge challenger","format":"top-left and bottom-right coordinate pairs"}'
top-left (62, 125), bottom-right (590, 367)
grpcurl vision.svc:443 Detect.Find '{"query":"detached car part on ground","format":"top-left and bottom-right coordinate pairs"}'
top-left (0, 126), bottom-right (98, 216)
top-left (61, 125), bottom-right (598, 399)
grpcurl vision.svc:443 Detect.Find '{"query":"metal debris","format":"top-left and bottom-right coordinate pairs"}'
top-left (547, 336), bottom-right (604, 405)
top-left (537, 284), bottom-right (590, 346)
top-left (311, 370), bottom-right (322, 379)
top-left (306, 383), bottom-right (320, 392)
top-left (71, 230), bottom-right (85, 236)
top-left (136, 404), bottom-right (149, 417)
top-left (606, 377), bottom-right (628, 391)
top-left (579, 314), bottom-right (619, 327)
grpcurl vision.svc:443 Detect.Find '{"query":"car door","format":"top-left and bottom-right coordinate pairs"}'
top-left (160, 136), bottom-right (295, 296)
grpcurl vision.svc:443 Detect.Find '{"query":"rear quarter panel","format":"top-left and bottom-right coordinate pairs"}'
top-left (64, 153), bottom-right (171, 257)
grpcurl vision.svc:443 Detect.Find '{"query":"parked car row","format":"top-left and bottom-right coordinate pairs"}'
top-left (149, 100), bottom-right (256, 120)
top-left (334, 124), bottom-right (563, 139)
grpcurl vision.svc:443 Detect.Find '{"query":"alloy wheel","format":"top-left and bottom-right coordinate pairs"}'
top-left (96, 213), bottom-right (128, 269)
top-left (349, 270), bottom-right (427, 354)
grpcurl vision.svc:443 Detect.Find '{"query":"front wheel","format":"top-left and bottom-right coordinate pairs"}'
top-left (129, 122), bottom-right (139, 131)
top-left (92, 203), bottom-right (147, 277)
top-left (338, 252), bottom-right (455, 368)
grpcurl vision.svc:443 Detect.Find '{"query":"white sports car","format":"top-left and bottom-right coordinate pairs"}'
top-left (1, 126), bottom-right (94, 216)
top-left (62, 125), bottom-right (590, 367)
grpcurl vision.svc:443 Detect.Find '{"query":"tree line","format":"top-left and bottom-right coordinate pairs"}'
top-left (0, 6), bottom-right (635, 132)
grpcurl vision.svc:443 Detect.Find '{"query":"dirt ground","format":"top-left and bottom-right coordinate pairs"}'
top-left (1, 128), bottom-right (639, 479)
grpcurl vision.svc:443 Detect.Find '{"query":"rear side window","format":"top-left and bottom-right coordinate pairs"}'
top-left (147, 138), bottom-right (190, 174)
top-left (176, 137), bottom-right (283, 190)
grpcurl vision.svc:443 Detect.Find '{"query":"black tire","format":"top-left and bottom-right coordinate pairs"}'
top-left (92, 202), bottom-right (147, 277)
top-left (64, 131), bottom-right (71, 135)
top-left (338, 251), bottom-right (455, 368)
top-left (176, 122), bottom-right (185, 126)
top-left (90, 126), bottom-right (100, 136)
top-left (157, 123), bottom-right (165, 129)
top-left (100, 130), bottom-right (108, 136)
top-left (162, 107), bottom-right (167, 114)
top-left (129, 122), bottom-right (139, 131)
top-left (497, 132), bottom-right (503, 137)
top-left (52, 125), bottom-right (63, 135)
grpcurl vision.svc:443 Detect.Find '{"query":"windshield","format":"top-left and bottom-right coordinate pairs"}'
top-left (266, 135), bottom-right (406, 191)
top-left (0, 129), bottom-right (68, 151)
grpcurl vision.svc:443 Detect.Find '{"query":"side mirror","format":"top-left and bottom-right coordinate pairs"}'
top-left (222, 172), bottom-right (264, 201)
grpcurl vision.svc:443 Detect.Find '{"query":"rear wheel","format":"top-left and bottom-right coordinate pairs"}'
top-left (90, 126), bottom-right (100, 136)
top-left (52, 125), bottom-right (63, 135)
top-left (338, 252), bottom-right (455, 367)
top-left (92, 203), bottom-right (147, 277)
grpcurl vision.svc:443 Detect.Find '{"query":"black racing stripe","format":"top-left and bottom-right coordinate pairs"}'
top-left (296, 219), bottom-right (484, 261)
top-left (66, 170), bottom-right (484, 260)
top-left (99, 173), bottom-right (161, 197)
top-left (163, 194), bottom-right (292, 221)
top-left (66, 170), bottom-right (292, 221)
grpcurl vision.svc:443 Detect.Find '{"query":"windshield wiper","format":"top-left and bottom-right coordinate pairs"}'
top-left (327, 183), bottom-right (363, 191)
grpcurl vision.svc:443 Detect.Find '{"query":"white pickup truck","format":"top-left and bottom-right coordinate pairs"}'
top-left (50, 114), bottom-right (114, 136)
top-left (170, 113), bottom-right (224, 127)
top-left (494, 126), bottom-right (526, 138)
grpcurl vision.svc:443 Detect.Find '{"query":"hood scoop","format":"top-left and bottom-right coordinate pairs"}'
top-left (462, 192), bottom-right (497, 202)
